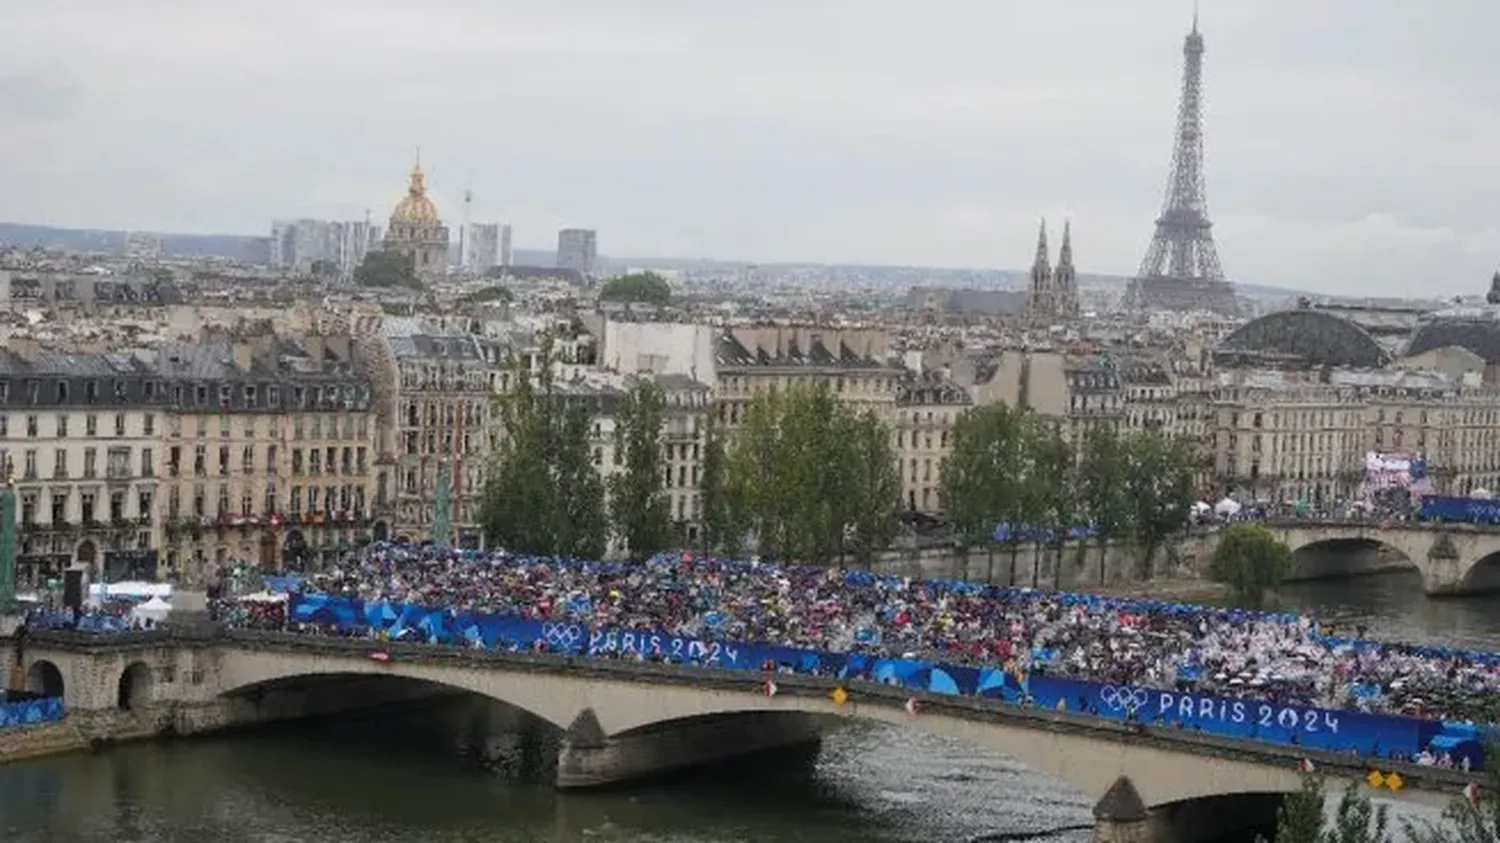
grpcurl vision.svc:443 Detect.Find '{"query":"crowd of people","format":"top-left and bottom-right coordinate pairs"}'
top-left (215, 543), bottom-right (1500, 727)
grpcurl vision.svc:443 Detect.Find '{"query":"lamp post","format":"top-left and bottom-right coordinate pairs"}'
top-left (433, 457), bottom-right (452, 548)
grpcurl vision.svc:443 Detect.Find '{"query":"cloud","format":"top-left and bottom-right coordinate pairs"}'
top-left (0, 66), bottom-right (78, 121)
top-left (0, 0), bottom-right (1494, 296)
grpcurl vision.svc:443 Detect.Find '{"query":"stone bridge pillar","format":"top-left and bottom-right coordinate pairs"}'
top-left (1092, 776), bottom-right (1150, 843)
top-left (1421, 531), bottom-right (1466, 596)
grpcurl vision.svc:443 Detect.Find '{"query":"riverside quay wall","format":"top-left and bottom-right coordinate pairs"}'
top-left (0, 626), bottom-right (1484, 843)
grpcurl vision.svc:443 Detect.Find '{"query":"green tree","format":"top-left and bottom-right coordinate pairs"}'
top-left (553, 402), bottom-right (609, 559)
top-left (354, 249), bottom-right (420, 289)
top-left (480, 340), bottom-right (607, 558)
top-left (1273, 774), bottom-right (1326, 843)
top-left (725, 383), bottom-right (897, 566)
top-left (598, 271), bottom-right (672, 306)
top-left (463, 285), bottom-right (512, 304)
top-left (1268, 775), bottom-right (1393, 843)
top-left (1021, 417), bottom-right (1075, 588)
top-left (1323, 780), bottom-right (1392, 843)
top-left (1210, 523), bottom-right (1292, 607)
top-left (1078, 426), bottom-right (1132, 586)
top-left (481, 355), bottom-right (558, 555)
top-left (309, 258), bottom-right (339, 278)
top-left (832, 407), bottom-right (901, 564)
top-left (1120, 429), bottom-right (1197, 579)
top-left (938, 403), bottom-right (1028, 581)
top-left (609, 380), bottom-right (673, 560)
top-left (698, 412), bottom-right (736, 555)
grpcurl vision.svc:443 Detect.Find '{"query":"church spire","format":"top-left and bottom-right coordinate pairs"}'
top-left (1053, 219), bottom-right (1080, 318)
top-left (1032, 217), bottom-right (1050, 270)
top-left (1028, 218), bottom-right (1054, 320)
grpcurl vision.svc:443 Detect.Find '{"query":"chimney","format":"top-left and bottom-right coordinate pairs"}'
top-left (232, 342), bottom-right (255, 372)
top-left (303, 335), bottom-right (325, 368)
top-left (6, 337), bottom-right (40, 361)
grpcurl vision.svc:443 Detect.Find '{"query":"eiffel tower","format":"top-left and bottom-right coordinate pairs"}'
top-left (1122, 10), bottom-right (1238, 316)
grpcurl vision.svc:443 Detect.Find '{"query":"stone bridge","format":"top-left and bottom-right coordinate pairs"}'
top-left (1258, 520), bottom-right (1500, 595)
top-left (3, 629), bottom-right (1479, 843)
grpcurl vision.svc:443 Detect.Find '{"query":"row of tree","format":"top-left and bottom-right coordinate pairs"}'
top-left (939, 403), bottom-right (1200, 582)
top-left (480, 372), bottom-right (899, 563)
top-left (480, 369), bottom-right (1203, 570)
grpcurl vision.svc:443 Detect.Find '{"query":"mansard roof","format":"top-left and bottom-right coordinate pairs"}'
top-left (714, 331), bottom-right (888, 370)
top-left (0, 340), bottom-right (372, 413)
top-left (896, 371), bottom-right (973, 407)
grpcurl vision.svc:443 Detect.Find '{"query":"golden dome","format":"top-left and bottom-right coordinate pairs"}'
top-left (390, 159), bottom-right (441, 224)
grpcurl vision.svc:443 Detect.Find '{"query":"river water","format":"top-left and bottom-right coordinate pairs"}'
top-left (1, 569), bottom-right (1494, 843)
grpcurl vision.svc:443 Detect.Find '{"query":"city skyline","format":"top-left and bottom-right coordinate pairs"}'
top-left (1, 1), bottom-right (1497, 296)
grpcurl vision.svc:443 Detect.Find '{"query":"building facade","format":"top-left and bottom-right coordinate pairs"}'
top-left (893, 372), bottom-right (972, 513)
top-left (649, 373), bottom-right (712, 542)
top-left (0, 349), bottom-right (161, 589)
top-left (155, 335), bottom-right (379, 584)
top-left (369, 318), bottom-right (498, 547)
top-left (714, 327), bottom-right (902, 429)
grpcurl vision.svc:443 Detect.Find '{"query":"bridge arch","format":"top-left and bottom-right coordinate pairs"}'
top-left (594, 696), bottom-right (1307, 809)
top-left (1151, 791), bottom-right (1283, 842)
top-left (216, 657), bottom-right (575, 732)
top-left (1456, 550), bottom-right (1500, 593)
top-left (1285, 535), bottom-right (1415, 582)
top-left (117, 661), bottom-right (153, 711)
top-left (25, 659), bottom-right (64, 698)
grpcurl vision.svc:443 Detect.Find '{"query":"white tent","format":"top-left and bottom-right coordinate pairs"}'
top-left (131, 595), bottom-right (172, 625)
top-left (90, 581), bottom-right (172, 603)
top-left (1190, 501), bottom-right (1213, 514)
top-left (1214, 498), bottom-right (1242, 517)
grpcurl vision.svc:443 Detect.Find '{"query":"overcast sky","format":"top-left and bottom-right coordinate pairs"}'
top-left (1, 0), bottom-right (1496, 295)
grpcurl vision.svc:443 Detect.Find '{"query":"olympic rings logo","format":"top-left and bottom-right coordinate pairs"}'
top-left (1099, 686), bottom-right (1152, 712)
top-left (542, 623), bottom-right (584, 648)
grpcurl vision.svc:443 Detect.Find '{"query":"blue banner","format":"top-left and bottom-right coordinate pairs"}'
top-left (283, 593), bottom-right (1485, 770)
top-left (0, 696), bottom-right (64, 730)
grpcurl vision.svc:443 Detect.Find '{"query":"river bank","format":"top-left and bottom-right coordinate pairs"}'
top-left (0, 720), bottom-right (101, 765)
top-left (1092, 577), bottom-right (1229, 603)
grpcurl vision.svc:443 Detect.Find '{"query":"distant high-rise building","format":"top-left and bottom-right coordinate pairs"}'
top-left (557, 228), bottom-right (597, 276)
top-left (500, 224), bottom-right (513, 267)
top-left (466, 223), bottom-right (500, 270)
top-left (123, 231), bottom-right (164, 260)
top-left (267, 219), bottom-right (371, 274)
top-left (334, 220), bottom-right (373, 275)
top-left (270, 221), bottom-right (296, 268)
